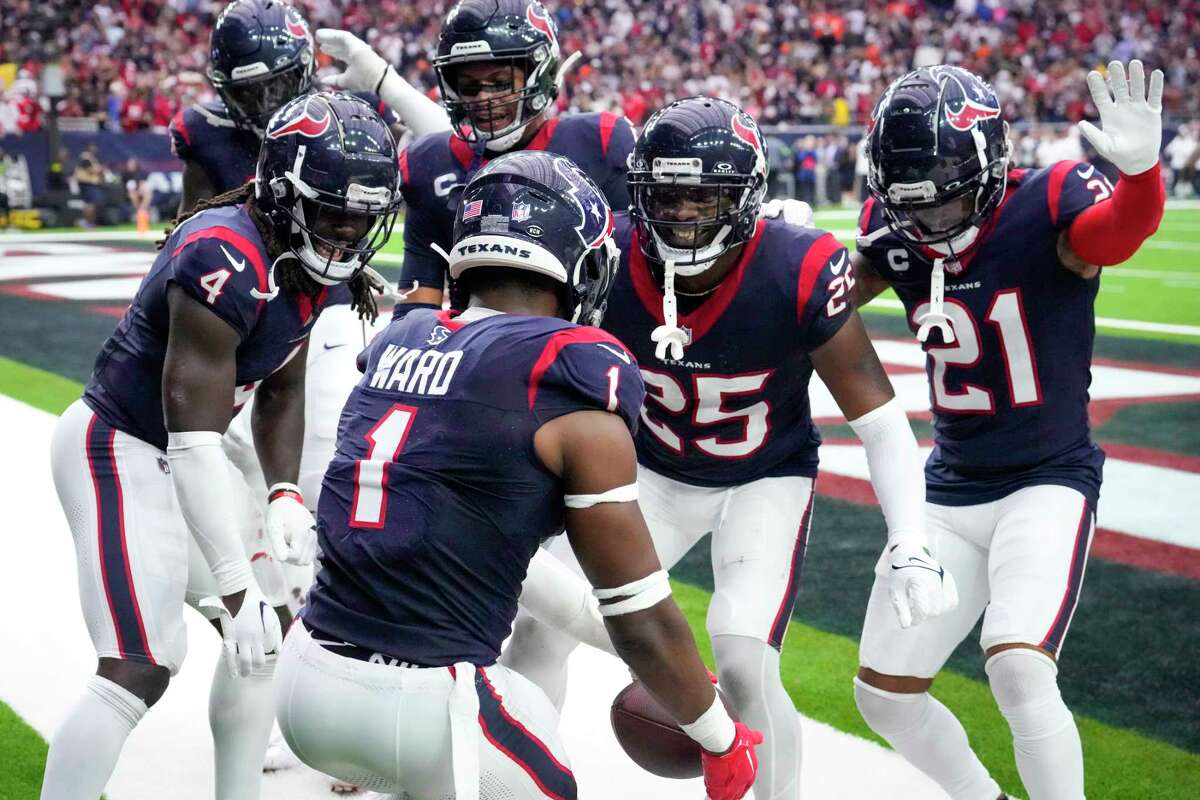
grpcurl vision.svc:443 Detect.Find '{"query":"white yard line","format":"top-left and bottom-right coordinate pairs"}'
top-left (0, 395), bottom-right (947, 800)
top-left (817, 444), bottom-right (1200, 550)
top-left (866, 298), bottom-right (1200, 337)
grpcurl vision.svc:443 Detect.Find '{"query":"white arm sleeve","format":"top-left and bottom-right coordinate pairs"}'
top-left (519, 548), bottom-right (617, 657)
top-left (167, 431), bottom-right (254, 596)
top-left (379, 69), bottom-right (452, 137)
top-left (846, 397), bottom-right (926, 543)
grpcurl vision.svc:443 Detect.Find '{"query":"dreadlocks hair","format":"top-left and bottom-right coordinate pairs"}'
top-left (159, 181), bottom-right (380, 323)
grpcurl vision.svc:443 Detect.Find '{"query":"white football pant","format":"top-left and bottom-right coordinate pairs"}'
top-left (859, 484), bottom-right (1095, 677)
top-left (276, 621), bottom-right (577, 799)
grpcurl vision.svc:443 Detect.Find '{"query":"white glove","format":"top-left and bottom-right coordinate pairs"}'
top-left (265, 483), bottom-right (318, 566)
top-left (199, 582), bottom-right (282, 678)
top-left (884, 534), bottom-right (958, 629)
top-left (1078, 60), bottom-right (1164, 176)
top-left (315, 28), bottom-right (389, 94)
top-left (761, 197), bottom-right (815, 228)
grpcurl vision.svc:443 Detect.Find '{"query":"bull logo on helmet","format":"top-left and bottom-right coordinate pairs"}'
top-left (942, 73), bottom-right (1001, 131)
top-left (286, 17), bottom-right (309, 39)
top-left (731, 112), bottom-right (763, 155)
top-left (268, 98), bottom-right (331, 139)
top-left (526, 2), bottom-right (558, 49)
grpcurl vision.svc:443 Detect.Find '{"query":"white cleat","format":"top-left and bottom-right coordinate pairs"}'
top-left (262, 724), bottom-right (302, 772)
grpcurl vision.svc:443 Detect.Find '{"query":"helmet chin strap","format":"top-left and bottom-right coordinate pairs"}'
top-left (651, 259), bottom-right (690, 360)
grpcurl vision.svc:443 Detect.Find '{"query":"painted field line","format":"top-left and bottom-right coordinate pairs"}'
top-left (866, 298), bottom-right (1200, 337)
top-left (0, 230), bottom-right (154, 243)
top-left (1142, 241), bottom-right (1200, 251)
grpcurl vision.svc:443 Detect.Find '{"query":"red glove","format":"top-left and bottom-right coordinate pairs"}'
top-left (700, 722), bottom-right (763, 800)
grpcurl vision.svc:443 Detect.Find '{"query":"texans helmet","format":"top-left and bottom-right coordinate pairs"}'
top-left (628, 96), bottom-right (768, 276)
top-left (434, 0), bottom-right (564, 152)
top-left (208, 0), bottom-right (315, 134)
top-left (866, 65), bottom-right (1011, 256)
top-left (449, 151), bottom-right (618, 326)
top-left (256, 92), bottom-right (402, 284)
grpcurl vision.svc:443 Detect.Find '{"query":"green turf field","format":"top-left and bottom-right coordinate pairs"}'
top-left (0, 204), bottom-right (1196, 798)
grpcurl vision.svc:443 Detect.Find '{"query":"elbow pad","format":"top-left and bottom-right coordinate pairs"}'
top-left (166, 431), bottom-right (253, 595)
top-left (846, 397), bottom-right (926, 543)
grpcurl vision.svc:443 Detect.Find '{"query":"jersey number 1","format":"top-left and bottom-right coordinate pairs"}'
top-left (350, 404), bottom-right (417, 528)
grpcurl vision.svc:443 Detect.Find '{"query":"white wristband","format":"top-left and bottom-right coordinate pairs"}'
top-left (679, 692), bottom-right (736, 754)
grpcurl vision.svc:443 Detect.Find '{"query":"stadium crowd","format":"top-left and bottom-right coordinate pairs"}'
top-left (1, 0), bottom-right (1199, 221)
top-left (2, 0), bottom-right (1198, 132)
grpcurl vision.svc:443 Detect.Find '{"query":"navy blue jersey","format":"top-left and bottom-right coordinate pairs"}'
top-left (856, 161), bottom-right (1110, 508)
top-left (394, 112), bottom-right (635, 305)
top-left (602, 215), bottom-right (852, 488)
top-left (304, 309), bottom-right (643, 666)
top-left (169, 92), bottom-right (400, 196)
top-left (83, 204), bottom-right (336, 450)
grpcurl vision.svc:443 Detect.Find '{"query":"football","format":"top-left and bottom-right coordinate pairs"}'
top-left (610, 679), bottom-right (738, 779)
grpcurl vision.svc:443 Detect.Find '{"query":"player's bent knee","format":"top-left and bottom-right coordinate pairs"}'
top-left (97, 657), bottom-right (171, 708)
top-left (985, 647), bottom-right (1072, 739)
top-left (853, 677), bottom-right (936, 738)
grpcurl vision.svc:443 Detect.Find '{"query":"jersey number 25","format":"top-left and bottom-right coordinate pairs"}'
top-left (640, 369), bottom-right (773, 458)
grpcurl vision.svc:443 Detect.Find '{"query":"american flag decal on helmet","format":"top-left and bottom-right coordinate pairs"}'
top-left (462, 199), bottom-right (483, 220)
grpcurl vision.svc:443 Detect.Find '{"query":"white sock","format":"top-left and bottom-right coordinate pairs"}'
top-left (986, 649), bottom-right (1084, 800)
top-left (40, 675), bottom-right (147, 800)
top-left (498, 611), bottom-right (577, 711)
top-left (712, 635), bottom-right (802, 800)
top-left (209, 655), bottom-right (277, 800)
top-left (854, 677), bottom-right (1001, 800)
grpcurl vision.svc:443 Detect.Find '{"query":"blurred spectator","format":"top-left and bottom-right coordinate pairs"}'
top-left (72, 144), bottom-right (110, 227)
top-left (1, 0), bottom-right (1196, 132)
top-left (1164, 122), bottom-right (1200, 197)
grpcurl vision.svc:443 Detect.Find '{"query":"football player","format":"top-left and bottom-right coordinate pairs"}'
top-left (42, 93), bottom-right (401, 800)
top-left (318, 0), bottom-right (637, 314)
top-left (274, 151), bottom-right (761, 800)
top-left (501, 97), bottom-right (958, 800)
top-left (850, 63), bottom-right (1165, 800)
top-left (170, 0), bottom-right (446, 213)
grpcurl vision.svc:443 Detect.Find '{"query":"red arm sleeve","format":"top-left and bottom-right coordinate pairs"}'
top-left (1066, 163), bottom-right (1165, 266)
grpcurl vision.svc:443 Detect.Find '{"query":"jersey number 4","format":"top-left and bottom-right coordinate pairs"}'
top-left (913, 290), bottom-right (1042, 413)
top-left (350, 404), bottom-right (417, 528)
top-left (640, 369), bottom-right (773, 458)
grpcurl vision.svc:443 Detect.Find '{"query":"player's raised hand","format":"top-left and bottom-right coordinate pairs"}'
top-left (885, 534), bottom-right (959, 629)
top-left (265, 483), bottom-right (318, 566)
top-left (201, 582), bottom-right (283, 677)
top-left (316, 29), bottom-right (389, 94)
top-left (1078, 60), bottom-right (1164, 176)
top-left (760, 197), bottom-right (815, 228)
top-left (700, 722), bottom-right (763, 800)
